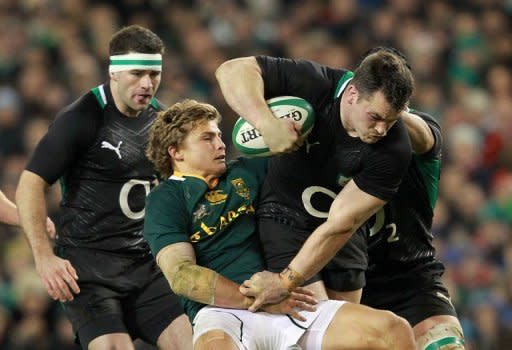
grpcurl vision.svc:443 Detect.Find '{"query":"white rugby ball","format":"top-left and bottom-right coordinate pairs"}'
top-left (232, 96), bottom-right (315, 156)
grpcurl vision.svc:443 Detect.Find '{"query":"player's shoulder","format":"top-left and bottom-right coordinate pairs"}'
top-left (55, 88), bottom-right (103, 122)
top-left (227, 157), bottom-right (268, 176)
top-left (147, 179), bottom-right (181, 204)
top-left (372, 119), bottom-right (411, 156)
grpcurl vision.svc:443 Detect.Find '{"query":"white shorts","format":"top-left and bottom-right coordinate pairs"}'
top-left (192, 300), bottom-right (345, 350)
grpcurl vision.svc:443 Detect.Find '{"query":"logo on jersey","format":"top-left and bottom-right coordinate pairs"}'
top-left (189, 204), bottom-right (255, 242)
top-left (192, 204), bottom-right (210, 222)
top-left (231, 178), bottom-right (250, 199)
top-left (436, 292), bottom-right (454, 307)
top-left (205, 190), bottom-right (227, 204)
top-left (101, 140), bottom-right (123, 159)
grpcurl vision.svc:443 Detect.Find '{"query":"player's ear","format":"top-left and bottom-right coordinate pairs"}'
top-left (169, 145), bottom-right (183, 161)
top-left (110, 72), bottom-right (119, 81)
top-left (346, 84), bottom-right (358, 105)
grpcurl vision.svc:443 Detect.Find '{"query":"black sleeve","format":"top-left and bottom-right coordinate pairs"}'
top-left (255, 56), bottom-right (345, 108)
top-left (411, 110), bottom-right (442, 160)
top-left (26, 96), bottom-right (100, 184)
top-left (353, 120), bottom-right (412, 201)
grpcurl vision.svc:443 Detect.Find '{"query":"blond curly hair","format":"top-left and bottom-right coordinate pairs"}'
top-left (147, 99), bottom-right (221, 179)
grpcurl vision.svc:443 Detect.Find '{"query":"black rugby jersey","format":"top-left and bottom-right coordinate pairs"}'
top-left (365, 112), bottom-right (443, 283)
top-left (27, 84), bottom-right (163, 254)
top-left (256, 56), bottom-right (412, 230)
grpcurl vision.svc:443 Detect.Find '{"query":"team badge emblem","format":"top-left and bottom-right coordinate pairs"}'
top-left (231, 178), bottom-right (250, 199)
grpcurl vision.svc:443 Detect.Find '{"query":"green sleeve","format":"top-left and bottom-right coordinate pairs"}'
top-left (239, 157), bottom-right (268, 186)
top-left (144, 183), bottom-right (190, 256)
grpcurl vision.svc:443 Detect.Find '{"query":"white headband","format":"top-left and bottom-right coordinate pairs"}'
top-left (109, 53), bottom-right (162, 73)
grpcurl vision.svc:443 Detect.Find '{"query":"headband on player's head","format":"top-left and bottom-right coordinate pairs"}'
top-left (109, 53), bottom-right (162, 73)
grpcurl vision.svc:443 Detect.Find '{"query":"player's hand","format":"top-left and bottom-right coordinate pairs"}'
top-left (240, 270), bottom-right (290, 311)
top-left (45, 217), bottom-right (56, 239)
top-left (260, 287), bottom-right (317, 321)
top-left (257, 114), bottom-right (301, 153)
top-left (34, 253), bottom-right (80, 302)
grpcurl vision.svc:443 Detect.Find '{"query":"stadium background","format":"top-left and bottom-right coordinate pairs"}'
top-left (0, 0), bottom-right (511, 349)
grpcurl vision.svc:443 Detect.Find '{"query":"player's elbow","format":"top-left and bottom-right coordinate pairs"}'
top-left (215, 57), bottom-right (256, 82)
top-left (325, 214), bottom-right (358, 237)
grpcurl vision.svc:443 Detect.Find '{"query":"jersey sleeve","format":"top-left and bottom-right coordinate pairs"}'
top-left (26, 97), bottom-right (100, 184)
top-left (411, 110), bottom-right (443, 160)
top-left (353, 122), bottom-right (412, 201)
top-left (144, 183), bottom-right (190, 256)
top-left (255, 56), bottom-right (344, 108)
top-left (238, 157), bottom-right (268, 187)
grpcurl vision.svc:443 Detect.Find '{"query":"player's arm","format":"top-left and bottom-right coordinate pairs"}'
top-left (215, 57), bottom-right (299, 153)
top-left (16, 171), bottom-right (80, 302)
top-left (0, 189), bottom-right (19, 226)
top-left (401, 111), bottom-right (434, 155)
top-left (157, 242), bottom-right (315, 320)
top-left (0, 189), bottom-right (56, 236)
top-left (242, 180), bottom-right (385, 310)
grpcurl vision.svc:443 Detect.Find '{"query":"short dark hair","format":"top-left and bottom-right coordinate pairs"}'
top-left (352, 47), bottom-right (414, 112)
top-left (109, 25), bottom-right (164, 56)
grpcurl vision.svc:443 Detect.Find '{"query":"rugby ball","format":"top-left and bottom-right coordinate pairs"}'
top-left (232, 96), bottom-right (315, 156)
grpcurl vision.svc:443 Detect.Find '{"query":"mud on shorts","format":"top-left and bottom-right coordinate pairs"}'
top-left (56, 246), bottom-right (185, 349)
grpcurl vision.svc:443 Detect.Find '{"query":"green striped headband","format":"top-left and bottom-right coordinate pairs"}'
top-left (109, 53), bottom-right (162, 73)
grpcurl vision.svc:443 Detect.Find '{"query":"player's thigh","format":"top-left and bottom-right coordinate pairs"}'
top-left (327, 287), bottom-right (362, 304)
top-left (322, 229), bottom-right (368, 292)
top-left (124, 260), bottom-right (189, 347)
top-left (57, 248), bottom-right (131, 348)
top-left (157, 314), bottom-right (192, 350)
top-left (258, 216), bottom-right (311, 271)
top-left (88, 333), bottom-right (134, 350)
top-left (194, 330), bottom-right (239, 350)
top-left (321, 302), bottom-right (406, 350)
top-left (414, 315), bottom-right (465, 350)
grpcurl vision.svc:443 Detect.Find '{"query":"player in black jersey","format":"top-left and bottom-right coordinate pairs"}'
top-left (354, 112), bottom-right (464, 349)
top-left (216, 48), bottom-right (414, 307)
top-left (16, 25), bottom-right (191, 350)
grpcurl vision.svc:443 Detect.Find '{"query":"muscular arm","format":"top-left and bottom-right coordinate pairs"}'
top-left (285, 180), bottom-right (385, 287)
top-left (158, 242), bottom-right (316, 320)
top-left (215, 57), bottom-right (299, 153)
top-left (16, 170), bottom-right (79, 301)
top-left (401, 111), bottom-right (434, 155)
top-left (0, 190), bottom-right (19, 226)
top-left (157, 242), bottom-right (253, 309)
top-left (242, 180), bottom-right (386, 310)
top-left (16, 171), bottom-right (54, 258)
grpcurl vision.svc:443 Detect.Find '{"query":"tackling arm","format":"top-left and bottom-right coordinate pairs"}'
top-left (157, 242), bottom-right (254, 308)
top-left (284, 180), bottom-right (386, 288)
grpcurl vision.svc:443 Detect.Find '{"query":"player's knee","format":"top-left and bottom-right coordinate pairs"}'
top-left (378, 311), bottom-right (415, 349)
top-left (194, 330), bottom-right (237, 350)
top-left (416, 322), bottom-right (465, 350)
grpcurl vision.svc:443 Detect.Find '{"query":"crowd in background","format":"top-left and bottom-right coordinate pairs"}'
top-left (0, 0), bottom-right (511, 349)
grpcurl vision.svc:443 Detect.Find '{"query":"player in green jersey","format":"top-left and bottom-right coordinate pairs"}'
top-left (143, 99), bottom-right (416, 349)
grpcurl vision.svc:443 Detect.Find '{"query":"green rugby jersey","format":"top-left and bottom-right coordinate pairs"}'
top-left (144, 157), bottom-right (268, 320)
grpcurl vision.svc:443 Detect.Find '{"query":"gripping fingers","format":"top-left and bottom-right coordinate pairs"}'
top-left (290, 291), bottom-right (317, 307)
